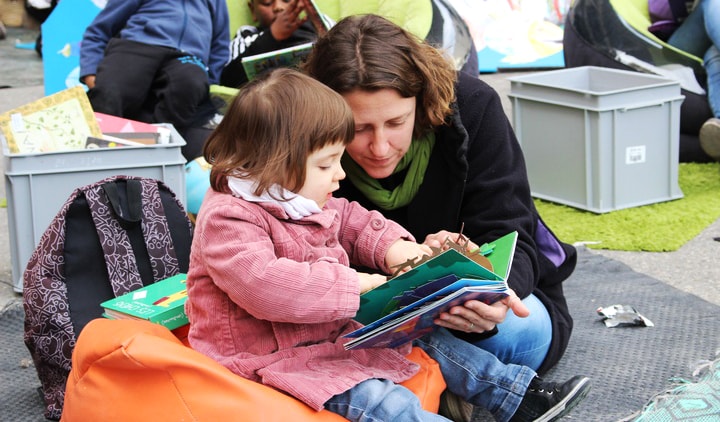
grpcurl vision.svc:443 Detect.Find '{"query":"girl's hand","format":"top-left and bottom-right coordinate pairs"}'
top-left (433, 288), bottom-right (530, 333)
top-left (358, 272), bottom-right (388, 294)
top-left (385, 239), bottom-right (433, 275)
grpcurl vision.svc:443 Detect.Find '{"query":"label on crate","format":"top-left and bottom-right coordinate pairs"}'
top-left (626, 146), bottom-right (646, 165)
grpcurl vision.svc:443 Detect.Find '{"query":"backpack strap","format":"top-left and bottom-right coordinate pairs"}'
top-left (136, 178), bottom-right (180, 280)
top-left (86, 177), bottom-right (182, 296)
top-left (85, 182), bottom-right (144, 296)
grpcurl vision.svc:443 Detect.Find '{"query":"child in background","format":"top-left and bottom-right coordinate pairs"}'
top-left (220, 0), bottom-right (322, 88)
top-left (79, 0), bottom-right (229, 155)
top-left (185, 68), bottom-right (590, 422)
top-left (649, 0), bottom-right (720, 160)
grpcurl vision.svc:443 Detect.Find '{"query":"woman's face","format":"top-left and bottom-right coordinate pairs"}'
top-left (342, 89), bottom-right (416, 179)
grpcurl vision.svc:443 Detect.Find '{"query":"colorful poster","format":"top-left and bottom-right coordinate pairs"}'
top-left (448, 0), bottom-right (572, 72)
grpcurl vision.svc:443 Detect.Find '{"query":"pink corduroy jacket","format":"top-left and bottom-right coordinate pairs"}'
top-left (186, 189), bottom-right (420, 410)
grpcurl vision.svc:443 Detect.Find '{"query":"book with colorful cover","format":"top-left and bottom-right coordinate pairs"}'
top-left (94, 112), bottom-right (171, 144)
top-left (0, 86), bottom-right (103, 154)
top-left (94, 112), bottom-right (161, 134)
top-left (344, 231), bottom-right (518, 350)
top-left (241, 41), bottom-right (315, 81)
top-left (101, 273), bottom-right (189, 330)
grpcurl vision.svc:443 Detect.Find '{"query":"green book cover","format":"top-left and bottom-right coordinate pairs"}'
top-left (241, 42), bottom-right (314, 81)
top-left (101, 273), bottom-right (189, 330)
top-left (354, 231), bottom-right (518, 325)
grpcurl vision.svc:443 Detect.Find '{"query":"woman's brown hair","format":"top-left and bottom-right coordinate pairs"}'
top-left (203, 68), bottom-right (355, 196)
top-left (302, 14), bottom-right (457, 138)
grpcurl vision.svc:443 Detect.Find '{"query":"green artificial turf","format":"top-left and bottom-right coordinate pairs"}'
top-left (534, 162), bottom-right (720, 252)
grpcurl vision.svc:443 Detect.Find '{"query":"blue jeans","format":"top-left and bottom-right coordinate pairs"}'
top-left (668, 0), bottom-right (720, 117)
top-left (326, 328), bottom-right (536, 422)
top-left (325, 378), bottom-right (450, 422)
top-left (473, 294), bottom-right (552, 371)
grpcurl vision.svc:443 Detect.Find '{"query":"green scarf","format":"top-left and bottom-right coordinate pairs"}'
top-left (342, 133), bottom-right (435, 210)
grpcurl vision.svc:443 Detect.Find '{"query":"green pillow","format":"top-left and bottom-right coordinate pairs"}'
top-left (226, 0), bottom-right (432, 40)
top-left (608, 0), bottom-right (702, 65)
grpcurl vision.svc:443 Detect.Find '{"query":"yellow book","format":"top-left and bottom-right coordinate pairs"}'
top-left (0, 86), bottom-right (102, 154)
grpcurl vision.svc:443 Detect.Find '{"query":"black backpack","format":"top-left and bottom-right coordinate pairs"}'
top-left (23, 175), bottom-right (193, 420)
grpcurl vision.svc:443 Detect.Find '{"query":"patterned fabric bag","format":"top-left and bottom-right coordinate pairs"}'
top-left (23, 175), bottom-right (193, 420)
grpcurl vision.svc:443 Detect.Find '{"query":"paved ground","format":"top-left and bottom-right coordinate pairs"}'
top-left (1, 26), bottom-right (719, 314)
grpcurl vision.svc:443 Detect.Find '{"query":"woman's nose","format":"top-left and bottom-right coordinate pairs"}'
top-left (369, 129), bottom-right (390, 155)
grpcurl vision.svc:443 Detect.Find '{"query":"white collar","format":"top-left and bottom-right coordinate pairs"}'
top-left (227, 176), bottom-right (321, 220)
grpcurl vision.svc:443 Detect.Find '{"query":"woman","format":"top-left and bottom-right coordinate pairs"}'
top-left (303, 14), bottom-right (577, 376)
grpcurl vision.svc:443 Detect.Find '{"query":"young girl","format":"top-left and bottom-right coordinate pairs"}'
top-left (185, 68), bottom-right (589, 422)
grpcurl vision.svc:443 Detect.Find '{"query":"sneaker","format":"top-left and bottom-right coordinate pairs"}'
top-left (439, 390), bottom-right (473, 422)
top-left (509, 375), bottom-right (591, 422)
top-left (699, 117), bottom-right (720, 161)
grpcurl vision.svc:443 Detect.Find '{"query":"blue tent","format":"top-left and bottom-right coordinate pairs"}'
top-left (42, 0), bottom-right (103, 96)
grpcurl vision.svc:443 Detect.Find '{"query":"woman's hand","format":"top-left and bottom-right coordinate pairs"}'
top-left (385, 239), bottom-right (433, 275)
top-left (433, 288), bottom-right (530, 333)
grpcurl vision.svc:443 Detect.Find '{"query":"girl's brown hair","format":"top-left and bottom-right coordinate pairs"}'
top-left (203, 68), bottom-right (355, 195)
top-left (302, 14), bottom-right (457, 138)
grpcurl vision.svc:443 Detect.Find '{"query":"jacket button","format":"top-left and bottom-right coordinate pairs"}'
top-left (370, 219), bottom-right (385, 230)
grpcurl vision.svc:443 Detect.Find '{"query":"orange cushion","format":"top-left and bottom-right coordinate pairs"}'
top-left (62, 319), bottom-right (445, 421)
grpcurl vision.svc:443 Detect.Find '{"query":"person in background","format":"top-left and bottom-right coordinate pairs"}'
top-left (186, 68), bottom-right (590, 422)
top-left (220, 0), bottom-right (323, 88)
top-left (79, 0), bottom-right (229, 160)
top-left (649, 0), bottom-right (720, 160)
top-left (303, 16), bottom-right (579, 416)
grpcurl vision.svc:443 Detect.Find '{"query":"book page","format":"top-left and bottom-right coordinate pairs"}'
top-left (0, 86), bottom-right (102, 154)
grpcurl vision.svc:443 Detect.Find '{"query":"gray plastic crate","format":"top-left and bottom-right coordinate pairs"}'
top-left (2, 125), bottom-right (187, 292)
top-left (508, 66), bottom-right (685, 213)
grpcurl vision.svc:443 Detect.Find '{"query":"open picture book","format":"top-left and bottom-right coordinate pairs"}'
top-left (344, 231), bottom-right (518, 350)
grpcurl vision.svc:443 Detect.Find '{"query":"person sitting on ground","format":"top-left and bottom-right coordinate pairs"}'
top-left (220, 0), bottom-right (325, 88)
top-left (79, 0), bottom-right (229, 160)
top-left (187, 67), bottom-right (591, 422)
top-left (649, 0), bottom-right (720, 160)
top-left (303, 13), bottom-right (577, 380)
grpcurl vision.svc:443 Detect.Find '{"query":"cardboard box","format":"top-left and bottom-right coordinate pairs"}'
top-left (508, 66), bottom-right (685, 213)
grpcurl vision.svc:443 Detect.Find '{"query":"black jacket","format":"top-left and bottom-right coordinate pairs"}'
top-left (337, 71), bottom-right (577, 374)
top-left (220, 21), bottom-right (317, 88)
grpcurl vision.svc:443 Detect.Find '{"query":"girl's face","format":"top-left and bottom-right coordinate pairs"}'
top-left (249, 0), bottom-right (296, 27)
top-left (341, 89), bottom-right (416, 179)
top-left (297, 141), bottom-right (346, 209)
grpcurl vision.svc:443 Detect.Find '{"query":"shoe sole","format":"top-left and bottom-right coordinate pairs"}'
top-left (699, 119), bottom-right (720, 161)
top-left (534, 377), bottom-right (591, 422)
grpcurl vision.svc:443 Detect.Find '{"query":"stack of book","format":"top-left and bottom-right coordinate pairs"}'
top-left (0, 86), bottom-right (171, 154)
top-left (101, 273), bottom-right (189, 331)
